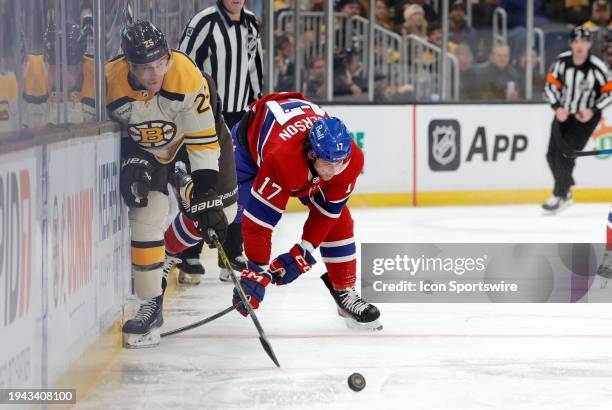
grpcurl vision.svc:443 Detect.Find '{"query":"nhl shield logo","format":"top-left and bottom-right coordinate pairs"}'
top-left (428, 119), bottom-right (461, 171)
top-left (246, 32), bottom-right (258, 60)
top-left (578, 78), bottom-right (592, 94)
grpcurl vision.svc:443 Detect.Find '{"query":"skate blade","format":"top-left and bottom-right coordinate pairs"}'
top-left (596, 266), bottom-right (612, 280)
top-left (343, 316), bottom-right (383, 331)
top-left (123, 328), bottom-right (161, 349)
top-left (219, 268), bottom-right (234, 282)
top-left (337, 308), bottom-right (383, 331)
top-left (542, 200), bottom-right (573, 216)
top-left (178, 271), bottom-right (201, 285)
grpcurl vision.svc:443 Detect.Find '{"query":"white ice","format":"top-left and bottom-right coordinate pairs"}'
top-left (75, 204), bottom-right (612, 410)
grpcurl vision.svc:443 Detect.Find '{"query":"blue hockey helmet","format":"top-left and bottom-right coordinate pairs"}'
top-left (308, 117), bottom-right (352, 162)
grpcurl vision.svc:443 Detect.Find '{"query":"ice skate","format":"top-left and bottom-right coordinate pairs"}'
top-left (122, 295), bottom-right (164, 348)
top-left (597, 250), bottom-right (612, 279)
top-left (542, 192), bottom-right (573, 215)
top-left (177, 257), bottom-right (205, 285)
top-left (321, 273), bottom-right (382, 331)
top-left (218, 253), bottom-right (247, 282)
top-left (597, 250), bottom-right (612, 282)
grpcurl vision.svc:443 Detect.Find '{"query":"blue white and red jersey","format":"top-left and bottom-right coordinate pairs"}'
top-left (241, 92), bottom-right (364, 265)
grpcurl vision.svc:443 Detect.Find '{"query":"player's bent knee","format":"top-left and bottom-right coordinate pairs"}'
top-left (128, 191), bottom-right (169, 240)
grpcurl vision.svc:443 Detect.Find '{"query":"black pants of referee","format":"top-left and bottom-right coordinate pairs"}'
top-left (180, 110), bottom-right (246, 262)
top-left (546, 112), bottom-right (601, 197)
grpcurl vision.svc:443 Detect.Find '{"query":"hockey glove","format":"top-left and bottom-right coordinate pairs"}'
top-left (269, 244), bottom-right (316, 285)
top-left (233, 263), bottom-right (272, 316)
top-left (187, 189), bottom-right (228, 246)
top-left (120, 157), bottom-right (153, 208)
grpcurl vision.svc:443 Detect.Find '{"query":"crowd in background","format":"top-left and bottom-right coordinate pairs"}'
top-left (0, 0), bottom-right (611, 136)
top-left (272, 0), bottom-right (612, 102)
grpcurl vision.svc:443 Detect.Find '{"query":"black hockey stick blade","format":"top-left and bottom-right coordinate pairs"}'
top-left (259, 336), bottom-right (281, 367)
top-left (563, 148), bottom-right (612, 158)
top-left (209, 229), bottom-right (281, 367)
top-left (161, 302), bottom-right (241, 338)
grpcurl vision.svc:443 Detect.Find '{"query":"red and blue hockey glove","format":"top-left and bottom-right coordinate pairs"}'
top-left (233, 262), bottom-right (273, 317)
top-left (269, 244), bottom-right (316, 286)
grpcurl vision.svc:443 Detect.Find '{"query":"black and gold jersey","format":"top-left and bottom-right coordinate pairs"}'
top-left (106, 50), bottom-right (220, 174)
top-left (22, 53), bottom-right (96, 127)
top-left (0, 71), bottom-right (18, 132)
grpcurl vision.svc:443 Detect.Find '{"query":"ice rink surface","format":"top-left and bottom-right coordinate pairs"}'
top-left (76, 204), bottom-right (612, 410)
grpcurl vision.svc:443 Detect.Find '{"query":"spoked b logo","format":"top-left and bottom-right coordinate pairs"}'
top-left (429, 120), bottom-right (460, 171)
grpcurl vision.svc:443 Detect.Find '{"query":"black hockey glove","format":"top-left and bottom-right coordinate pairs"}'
top-left (120, 157), bottom-right (153, 208)
top-left (187, 189), bottom-right (228, 246)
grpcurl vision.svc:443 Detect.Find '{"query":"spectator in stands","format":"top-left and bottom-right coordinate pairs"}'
top-left (583, 1), bottom-right (611, 60)
top-left (372, 70), bottom-right (415, 102)
top-left (336, 0), bottom-right (364, 51)
top-left (514, 48), bottom-right (546, 100)
top-left (376, 0), bottom-right (394, 30)
top-left (422, 22), bottom-right (458, 65)
top-left (338, 0), bottom-right (362, 17)
top-left (583, 0), bottom-right (611, 31)
top-left (427, 21), bottom-right (458, 52)
top-left (310, 0), bottom-right (324, 12)
top-left (274, 32), bottom-right (295, 92)
top-left (475, 43), bottom-right (520, 100)
top-left (401, 4), bottom-right (428, 39)
top-left (448, 1), bottom-right (479, 57)
top-left (454, 43), bottom-right (480, 100)
top-left (544, 0), bottom-right (590, 28)
top-left (304, 56), bottom-right (325, 99)
top-left (392, 0), bottom-right (438, 30)
top-left (333, 48), bottom-right (365, 97)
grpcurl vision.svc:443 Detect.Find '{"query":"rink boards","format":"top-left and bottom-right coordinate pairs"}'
top-left (0, 130), bottom-right (131, 402)
top-left (1, 103), bottom-right (611, 402)
top-left (324, 103), bottom-right (612, 206)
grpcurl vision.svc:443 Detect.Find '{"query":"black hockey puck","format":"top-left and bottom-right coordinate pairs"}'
top-left (348, 372), bottom-right (366, 392)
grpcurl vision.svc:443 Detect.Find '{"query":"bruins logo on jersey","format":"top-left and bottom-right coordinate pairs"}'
top-left (128, 120), bottom-right (177, 147)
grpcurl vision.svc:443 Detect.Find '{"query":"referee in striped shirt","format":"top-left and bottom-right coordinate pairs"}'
top-left (177, 0), bottom-right (263, 278)
top-left (543, 26), bottom-right (612, 214)
top-left (178, 0), bottom-right (263, 128)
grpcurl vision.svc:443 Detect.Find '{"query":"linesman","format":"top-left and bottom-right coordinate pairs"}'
top-left (543, 26), bottom-right (611, 214)
top-left (178, 0), bottom-right (264, 279)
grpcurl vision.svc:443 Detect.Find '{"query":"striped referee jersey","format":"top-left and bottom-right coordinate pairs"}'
top-left (545, 51), bottom-right (612, 114)
top-left (178, 2), bottom-right (263, 114)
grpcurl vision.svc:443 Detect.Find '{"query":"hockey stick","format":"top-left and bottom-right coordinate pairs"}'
top-left (161, 302), bottom-right (242, 338)
top-left (563, 148), bottom-right (612, 158)
top-left (552, 118), bottom-right (605, 158)
top-left (209, 229), bottom-right (281, 368)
